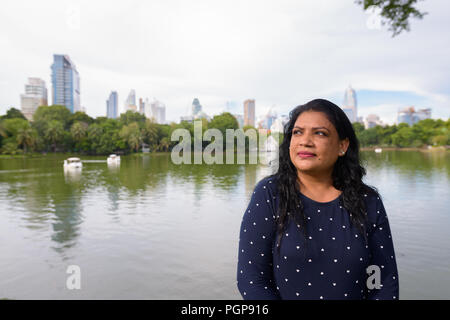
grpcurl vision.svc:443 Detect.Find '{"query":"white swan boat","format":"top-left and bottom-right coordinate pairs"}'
top-left (64, 157), bottom-right (82, 169)
top-left (374, 148), bottom-right (382, 153)
top-left (107, 154), bottom-right (121, 164)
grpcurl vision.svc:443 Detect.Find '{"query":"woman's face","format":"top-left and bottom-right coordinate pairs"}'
top-left (289, 111), bottom-right (349, 175)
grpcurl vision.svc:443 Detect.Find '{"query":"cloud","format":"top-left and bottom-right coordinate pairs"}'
top-left (0, 0), bottom-right (449, 123)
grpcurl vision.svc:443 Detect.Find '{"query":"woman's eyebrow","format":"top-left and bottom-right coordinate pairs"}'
top-left (294, 126), bottom-right (330, 132)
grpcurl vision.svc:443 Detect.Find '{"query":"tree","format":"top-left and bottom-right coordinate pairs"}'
top-left (33, 105), bottom-right (72, 130)
top-left (143, 119), bottom-right (158, 148)
top-left (208, 112), bottom-right (239, 136)
top-left (70, 122), bottom-right (88, 142)
top-left (69, 112), bottom-right (94, 126)
top-left (120, 111), bottom-right (146, 126)
top-left (356, 0), bottom-right (427, 37)
top-left (16, 127), bottom-right (37, 153)
top-left (120, 122), bottom-right (142, 152)
top-left (2, 108), bottom-right (26, 120)
top-left (45, 120), bottom-right (64, 152)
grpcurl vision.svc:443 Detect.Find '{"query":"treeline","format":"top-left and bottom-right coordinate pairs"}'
top-left (0, 105), bottom-right (255, 155)
top-left (353, 120), bottom-right (450, 148)
top-left (1, 106), bottom-right (449, 155)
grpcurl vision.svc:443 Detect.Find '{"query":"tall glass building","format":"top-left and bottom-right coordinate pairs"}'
top-left (51, 54), bottom-right (80, 113)
top-left (106, 91), bottom-right (118, 119)
top-left (342, 86), bottom-right (357, 122)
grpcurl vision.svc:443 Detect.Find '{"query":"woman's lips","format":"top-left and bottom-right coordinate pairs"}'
top-left (297, 151), bottom-right (316, 158)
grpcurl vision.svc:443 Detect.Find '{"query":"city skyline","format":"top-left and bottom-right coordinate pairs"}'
top-left (1, 1), bottom-right (449, 125)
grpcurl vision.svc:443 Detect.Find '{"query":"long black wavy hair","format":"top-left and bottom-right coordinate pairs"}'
top-left (271, 98), bottom-right (377, 255)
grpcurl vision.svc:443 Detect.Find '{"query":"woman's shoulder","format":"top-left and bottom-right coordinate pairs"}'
top-left (253, 175), bottom-right (279, 194)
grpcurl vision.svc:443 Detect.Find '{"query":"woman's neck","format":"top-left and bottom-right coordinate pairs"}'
top-left (297, 170), bottom-right (341, 202)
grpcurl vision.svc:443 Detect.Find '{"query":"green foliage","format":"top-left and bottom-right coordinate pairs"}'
top-left (1, 108), bottom-right (27, 120)
top-left (356, 0), bottom-right (427, 37)
top-left (1, 141), bottom-right (20, 155)
top-left (120, 111), bottom-right (146, 126)
top-left (209, 112), bottom-right (239, 136)
top-left (0, 106), bottom-right (447, 154)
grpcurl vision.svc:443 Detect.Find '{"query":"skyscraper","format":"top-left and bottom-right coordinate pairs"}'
top-left (397, 107), bottom-right (431, 125)
top-left (51, 54), bottom-right (80, 113)
top-left (124, 89), bottom-right (137, 112)
top-left (244, 99), bottom-right (255, 127)
top-left (192, 98), bottom-right (202, 116)
top-left (342, 86), bottom-right (357, 122)
top-left (139, 98), bottom-right (144, 114)
top-left (20, 77), bottom-right (48, 121)
top-left (106, 91), bottom-right (118, 119)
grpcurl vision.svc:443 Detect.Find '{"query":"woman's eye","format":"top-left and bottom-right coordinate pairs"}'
top-left (316, 131), bottom-right (326, 136)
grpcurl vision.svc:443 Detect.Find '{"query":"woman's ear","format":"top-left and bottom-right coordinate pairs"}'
top-left (340, 138), bottom-right (350, 154)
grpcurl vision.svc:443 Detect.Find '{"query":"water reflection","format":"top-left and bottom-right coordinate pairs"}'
top-left (0, 151), bottom-right (448, 299)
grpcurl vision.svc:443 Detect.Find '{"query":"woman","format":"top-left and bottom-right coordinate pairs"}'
top-left (237, 99), bottom-right (399, 300)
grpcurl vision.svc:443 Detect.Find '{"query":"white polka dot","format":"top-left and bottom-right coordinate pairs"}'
top-left (243, 292), bottom-right (246, 295)
top-left (296, 246), bottom-right (300, 250)
top-left (261, 253), bottom-right (264, 256)
top-left (265, 218), bottom-right (268, 221)
top-left (308, 259), bottom-right (312, 262)
top-left (256, 203), bottom-right (259, 206)
top-left (330, 218), bottom-right (333, 221)
top-left (346, 270), bottom-right (350, 273)
top-left (286, 233), bottom-right (289, 237)
top-left (332, 283), bottom-right (336, 286)
top-left (285, 278), bottom-right (288, 282)
top-left (321, 248), bottom-right (325, 252)
top-left (253, 222), bottom-right (256, 225)
top-left (264, 286), bottom-right (267, 290)
top-left (332, 237), bottom-right (336, 240)
top-left (284, 256), bottom-right (287, 260)
top-left (333, 259), bottom-right (338, 263)
top-left (317, 209), bottom-right (321, 213)
top-left (342, 225), bottom-right (346, 229)
top-left (380, 245), bottom-right (384, 249)
top-left (296, 269), bottom-right (300, 272)
top-left (320, 272), bottom-right (324, 275)
top-left (309, 236), bottom-right (312, 240)
top-left (249, 281), bottom-right (253, 284)
top-left (296, 292), bottom-right (299, 296)
top-left (319, 228), bottom-right (322, 231)
top-left (250, 241), bottom-right (253, 244)
top-left (262, 235), bottom-right (266, 239)
top-left (308, 282), bottom-right (312, 286)
top-left (347, 246), bottom-right (351, 250)
top-left (320, 296), bottom-right (323, 299)
top-left (344, 293), bottom-right (348, 297)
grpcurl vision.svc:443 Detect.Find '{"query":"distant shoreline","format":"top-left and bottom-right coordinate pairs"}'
top-left (360, 146), bottom-right (449, 152)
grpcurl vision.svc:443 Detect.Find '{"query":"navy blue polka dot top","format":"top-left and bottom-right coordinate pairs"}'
top-left (237, 176), bottom-right (399, 300)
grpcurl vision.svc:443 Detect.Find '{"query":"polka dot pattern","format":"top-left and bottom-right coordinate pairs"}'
top-left (237, 177), bottom-right (399, 300)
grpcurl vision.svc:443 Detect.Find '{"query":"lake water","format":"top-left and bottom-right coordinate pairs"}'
top-left (0, 151), bottom-right (449, 299)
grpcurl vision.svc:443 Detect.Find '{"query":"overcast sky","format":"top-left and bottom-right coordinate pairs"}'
top-left (1, 0), bottom-right (449, 124)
